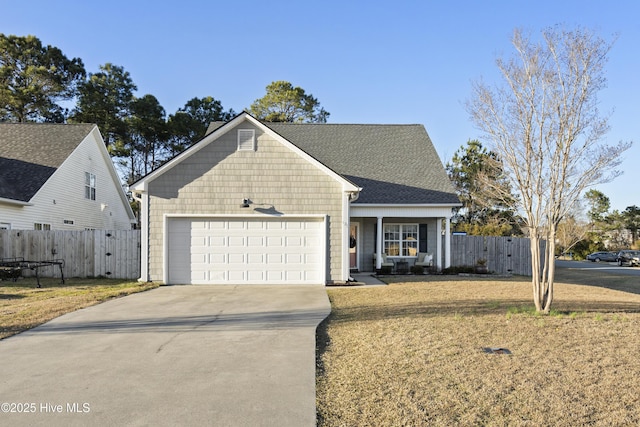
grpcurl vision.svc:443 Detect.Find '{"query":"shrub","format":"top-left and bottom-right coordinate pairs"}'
top-left (442, 266), bottom-right (475, 275)
top-left (410, 265), bottom-right (424, 275)
top-left (376, 266), bottom-right (392, 275)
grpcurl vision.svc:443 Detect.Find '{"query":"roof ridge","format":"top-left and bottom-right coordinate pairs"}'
top-left (266, 122), bottom-right (423, 126)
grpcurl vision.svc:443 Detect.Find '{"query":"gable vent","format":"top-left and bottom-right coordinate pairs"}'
top-left (237, 129), bottom-right (256, 151)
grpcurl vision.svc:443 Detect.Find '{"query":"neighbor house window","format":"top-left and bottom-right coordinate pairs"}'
top-left (237, 129), bottom-right (255, 151)
top-left (384, 224), bottom-right (418, 257)
top-left (34, 223), bottom-right (51, 230)
top-left (85, 172), bottom-right (96, 200)
top-left (0, 223), bottom-right (11, 230)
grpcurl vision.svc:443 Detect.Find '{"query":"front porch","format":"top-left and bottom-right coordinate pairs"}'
top-left (348, 209), bottom-right (452, 274)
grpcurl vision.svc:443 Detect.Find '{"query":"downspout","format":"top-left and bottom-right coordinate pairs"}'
top-left (376, 216), bottom-right (383, 270)
top-left (445, 216), bottom-right (451, 268)
top-left (436, 218), bottom-right (443, 270)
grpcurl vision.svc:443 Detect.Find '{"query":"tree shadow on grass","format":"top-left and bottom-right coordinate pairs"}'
top-left (328, 297), bottom-right (640, 325)
top-left (0, 294), bottom-right (24, 300)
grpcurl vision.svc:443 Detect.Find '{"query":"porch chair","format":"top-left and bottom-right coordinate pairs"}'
top-left (373, 253), bottom-right (395, 270)
top-left (415, 252), bottom-right (433, 268)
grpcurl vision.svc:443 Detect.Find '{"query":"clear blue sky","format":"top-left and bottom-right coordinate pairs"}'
top-left (2, 0), bottom-right (638, 212)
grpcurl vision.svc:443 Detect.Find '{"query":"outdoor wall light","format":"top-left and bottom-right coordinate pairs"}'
top-left (241, 198), bottom-right (251, 208)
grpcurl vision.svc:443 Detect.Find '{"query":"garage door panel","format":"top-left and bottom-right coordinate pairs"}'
top-left (286, 221), bottom-right (302, 230)
top-left (286, 236), bottom-right (302, 246)
top-left (306, 253), bottom-right (321, 264)
top-left (168, 217), bottom-right (324, 285)
top-left (267, 253), bottom-right (283, 264)
top-left (208, 221), bottom-right (225, 230)
top-left (247, 221), bottom-right (264, 230)
top-left (305, 270), bottom-right (320, 281)
top-left (306, 236), bottom-right (321, 246)
top-left (228, 271), bottom-right (245, 281)
top-left (286, 253), bottom-right (302, 263)
top-left (208, 236), bottom-right (226, 246)
top-left (266, 270), bottom-right (283, 281)
top-left (247, 236), bottom-right (264, 246)
top-left (228, 236), bottom-right (245, 247)
top-left (285, 271), bottom-right (302, 281)
top-left (247, 271), bottom-right (264, 281)
top-left (228, 221), bottom-right (245, 230)
top-left (208, 271), bottom-right (226, 282)
top-left (266, 221), bottom-right (283, 230)
top-left (228, 253), bottom-right (245, 263)
top-left (190, 270), bottom-right (208, 281)
top-left (248, 253), bottom-right (264, 263)
top-left (191, 220), bottom-right (209, 230)
top-left (209, 253), bottom-right (225, 264)
top-left (266, 236), bottom-right (283, 247)
top-left (191, 253), bottom-right (208, 264)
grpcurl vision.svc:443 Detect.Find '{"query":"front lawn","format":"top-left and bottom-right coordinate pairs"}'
top-left (317, 272), bottom-right (640, 426)
top-left (0, 278), bottom-right (158, 339)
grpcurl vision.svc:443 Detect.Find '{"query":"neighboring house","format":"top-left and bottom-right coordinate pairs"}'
top-left (0, 123), bottom-right (136, 230)
top-left (132, 112), bottom-right (460, 285)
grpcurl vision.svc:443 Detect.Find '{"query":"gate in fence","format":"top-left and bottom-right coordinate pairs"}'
top-left (451, 235), bottom-right (534, 276)
top-left (0, 230), bottom-right (141, 280)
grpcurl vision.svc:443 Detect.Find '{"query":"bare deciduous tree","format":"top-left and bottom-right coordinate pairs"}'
top-left (556, 202), bottom-right (589, 256)
top-left (467, 26), bottom-right (632, 313)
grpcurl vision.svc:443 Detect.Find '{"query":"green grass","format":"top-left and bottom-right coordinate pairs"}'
top-left (0, 277), bottom-right (158, 339)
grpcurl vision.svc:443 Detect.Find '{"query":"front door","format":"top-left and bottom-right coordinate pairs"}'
top-left (349, 224), bottom-right (358, 271)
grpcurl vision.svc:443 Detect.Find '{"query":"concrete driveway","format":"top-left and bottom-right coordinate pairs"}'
top-left (0, 284), bottom-right (331, 426)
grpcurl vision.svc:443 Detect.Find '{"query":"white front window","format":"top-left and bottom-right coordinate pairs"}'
top-left (34, 223), bottom-right (51, 230)
top-left (384, 224), bottom-right (418, 257)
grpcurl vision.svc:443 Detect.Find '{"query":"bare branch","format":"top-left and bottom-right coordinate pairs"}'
top-left (466, 25), bottom-right (632, 312)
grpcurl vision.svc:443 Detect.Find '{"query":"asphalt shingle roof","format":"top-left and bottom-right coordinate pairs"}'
top-left (264, 123), bottom-right (460, 204)
top-left (0, 123), bottom-right (95, 202)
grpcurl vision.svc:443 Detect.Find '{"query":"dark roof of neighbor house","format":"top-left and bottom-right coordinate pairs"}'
top-left (0, 123), bottom-right (95, 202)
top-left (236, 122), bottom-right (460, 205)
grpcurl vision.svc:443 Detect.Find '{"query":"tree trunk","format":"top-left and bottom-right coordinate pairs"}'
top-left (531, 233), bottom-right (556, 314)
top-left (530, 234), bottom-right (543, 312)
top-left (542, 232), bottom-right (556, 313)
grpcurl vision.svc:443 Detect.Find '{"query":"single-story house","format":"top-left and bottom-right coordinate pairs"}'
top-left (0, 123), bottom-right (136, 230)
top-left (132, 112), bottom-right (460, 285)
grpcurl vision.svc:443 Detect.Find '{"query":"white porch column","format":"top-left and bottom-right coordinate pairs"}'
top-left (436, 218), bottom-right (443, 270)
top-left (342, 193), bottom-right (351, 282)
top-left (445, 216), bottom-right (451, 268)
top-left (376, 216), bottom-right (383, 269)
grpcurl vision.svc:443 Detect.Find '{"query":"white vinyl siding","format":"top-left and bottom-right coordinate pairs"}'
top-left (0, 128), bottom-right (134, 230)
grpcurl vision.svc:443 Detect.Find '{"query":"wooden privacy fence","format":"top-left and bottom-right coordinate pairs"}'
top-left (0, 230), bottom-right (140, 280)
top-left (1, 230), bottom-right (535, 280)
top-left (451, 235), bottom-right (534, 276)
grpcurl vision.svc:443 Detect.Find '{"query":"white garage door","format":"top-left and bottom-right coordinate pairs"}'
top-left (167, 217), bottom-right (325, 284)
